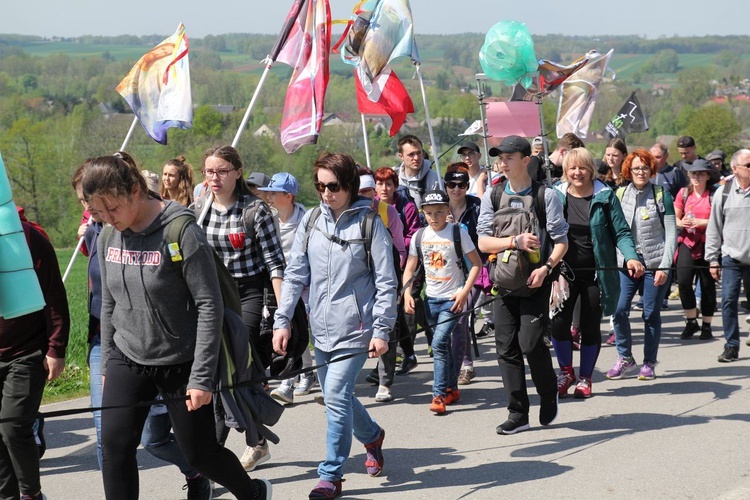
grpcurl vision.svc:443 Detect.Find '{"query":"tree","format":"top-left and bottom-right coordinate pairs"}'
top-left (674, 67), bottom-right (714, 108)
top-left (192, 105), bottom-right (225, 138)
top-left (683, 103), bottom-right (740, 155)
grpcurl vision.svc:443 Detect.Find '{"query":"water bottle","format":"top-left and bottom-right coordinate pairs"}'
top-left (686, 212), bottom-right (695, 234)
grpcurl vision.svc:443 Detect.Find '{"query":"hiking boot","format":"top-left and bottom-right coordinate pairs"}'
top-left (183, 473), bottom-right (212, 500)
top-left (496, 416), bottom-right (530, 435)
top-left (308, 479), bottom-right (342, 499)
top-left (540, 392), bottom-right (559, 426)
top-left (681, 319), bottom-right (700, 339)
top-left (374, 386), bottom-right (392, 403)
top-left (250, 478), bottom-right (272, 500)
top-left (444, 388), bottom-right (461, 405)
top-left (638, 362), bottom-right (656, 380)
top-left (699, 324), bottom-right (713, 340)
top-left (606, 356), bottom-right (637, 380)
top-left (457, 366), bottom-right (475, 385)
top-left (605, 331), bottom-right (616, 345)
top-left (476, 322), bottom-right (494, 338)
top-left (395, 355), bottom-right (418, 375)
top-left (430, 395), bottom-right (446, 414)
top-left (573, 377), bottom-right (592, 399)
top-left (294, 373), bottom-right (318, 396)
top-left (364, 428), bottom-right (385, 477)
top-left (557, 365), bottom-right (576, 398)
top-left (271, 380), bottom-right (294, 404)
top-left (718, 346), bottom-right (739, 363)
top-left (365, 369), bottom-right (379, 385)
top-left (570, 326), bottom-right (581, 350)
top-left (240, 441), bottom-right (270, 472)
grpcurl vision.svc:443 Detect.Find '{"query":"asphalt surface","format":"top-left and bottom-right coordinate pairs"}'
top-left (38, 300), bottom-right (750, 499)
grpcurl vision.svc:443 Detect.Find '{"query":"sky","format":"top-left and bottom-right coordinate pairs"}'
top-left (1, 0), bottom-right (746, 39)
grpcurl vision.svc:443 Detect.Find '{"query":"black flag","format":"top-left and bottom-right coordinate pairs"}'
top-left (603, 92), bottom-right (648, 139)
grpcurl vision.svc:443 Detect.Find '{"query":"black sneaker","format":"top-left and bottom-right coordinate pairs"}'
top-left (680, 320), bottom-right (700, 339)
top-left (250, 478), bottom-right (272, 500)
top-left (395, 355), bottom-right (418, 375)
top-left (699, 324), bottom-right (713, 340)
top-left (476, 322), bottom-right (494, 338)
top-left (539, 393), bottom-right (559, 426)
top-left (718, 346), bottom-right (739, 363)
top-left (496, 416), bottom-right (530, 435)
top-left (365, 369), bottom-right (379, 385)
top-left (183, 474), bottom-right (212, 500)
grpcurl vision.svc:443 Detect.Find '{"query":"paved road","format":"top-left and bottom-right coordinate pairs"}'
top-left (39, 303), bottom-right (750, 499)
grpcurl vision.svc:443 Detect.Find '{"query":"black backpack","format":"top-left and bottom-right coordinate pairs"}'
top-left (487, 181), bottom-right (547, 297)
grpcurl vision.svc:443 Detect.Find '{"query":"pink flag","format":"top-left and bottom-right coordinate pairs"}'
top-left (275, 0), bottom-right (331, 154)
top-left (486, 101), bottom-right (541, 138)
top-left (355, 66), bottom-right (414, 136)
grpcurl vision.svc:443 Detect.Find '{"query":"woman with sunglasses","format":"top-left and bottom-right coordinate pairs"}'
top-left (607, 148), bottom-right (677, 382)
top-left (444, 163), bottom-right (484, 385)
top-left (193, 145), bottom-right (285, 472)
top-left (273, 153), bottom-right (397, 499)
top-left (82, 155), bottom-right (271, 499)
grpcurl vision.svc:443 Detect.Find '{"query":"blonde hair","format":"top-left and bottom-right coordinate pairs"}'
top-left (562, 148), bottom-right (596, 183)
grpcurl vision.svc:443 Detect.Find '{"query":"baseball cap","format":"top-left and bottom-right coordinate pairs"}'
top-left (259, 172), bottom-right (300, 195)
top-left (677, 136), bottom-right (696, 148)
top-left (359, 174), bottom-right (376, 190)
top-left (444, 170), bottom-right (470, 184)
top-left (532, 136), bottom-right (547, 147)
top-left (457, 142), bottom-right (480, 155)
top-left (421, 190), bottom-right (450, 206)
top-left (706, 150), bottom-right (725, 162)
top-left (488, 135), bottom-right (532, 158)
top-left (246, 172), bottom-right (272, 188)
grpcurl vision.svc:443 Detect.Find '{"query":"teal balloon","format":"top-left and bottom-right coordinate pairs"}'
top-left (479, 21), bottom-right (538, 86)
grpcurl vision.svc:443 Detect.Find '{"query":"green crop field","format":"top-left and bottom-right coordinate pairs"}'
top-left (19, 41), bottom-right (150, 61)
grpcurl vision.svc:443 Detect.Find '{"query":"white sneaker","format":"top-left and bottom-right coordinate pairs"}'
top-left (240, 441), bottom-right (271, 472)
top-left (270, 380), bottom-right (294, 404)
top-left (375, 385), bottom-right (392, 402)
top-left (294, 373), bottom-right (318, 396)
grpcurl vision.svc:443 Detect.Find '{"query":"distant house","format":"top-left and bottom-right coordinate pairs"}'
top-left (98, 102), bottom-right (120, 118)
top-left (322, 112), bottom-right (353, 126)
top-left (253, 124), bottom-right (277, 139)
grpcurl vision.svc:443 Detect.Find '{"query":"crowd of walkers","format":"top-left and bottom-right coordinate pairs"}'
top-left (2, 132), bottom-right (749, 500)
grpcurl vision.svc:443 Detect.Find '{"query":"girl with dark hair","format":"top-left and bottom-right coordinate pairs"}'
top-left (273, 153), bottom-right (398, 499)
top-left (83, 155), bottom-right (271, 499)
top-left (192, 145), bottom-right (285, 472)
top-left (161, 155), bottom-right (195, 207)
top-left (603, 138), bottom-right (628, 187)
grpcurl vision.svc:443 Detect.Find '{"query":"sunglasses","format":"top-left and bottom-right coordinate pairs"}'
top-left (314, 181), bottom-right (342, 193)
top-left (446, 182), bottom-right (468, 190)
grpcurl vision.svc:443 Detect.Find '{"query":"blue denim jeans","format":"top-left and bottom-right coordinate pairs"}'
top-left (141, 406), bottom-right (197, 477)
top-left (424, 297), bottom-right (460, 396)
top-left (720, 255), bottom-right (749, 349)
top-left (613, 268), bottom-right (671, 363)
top-left (88, 333), bottom-right (103, 471)
top-left (314, 347), bottom-right (381, 482)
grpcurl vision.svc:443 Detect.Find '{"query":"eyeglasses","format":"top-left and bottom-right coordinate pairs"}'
top-left (446, 182), bottom-right (468, 190)
top-left (735, 163), bottom-right (750, 169)
top-left (630, 167), bottom-right (650, 173)
top-left (314, 181), bottom-right (342, 193)
top-left (202, 168), bottom-right (237, 178)
top-left (459, 153), bottom-right (477, 159)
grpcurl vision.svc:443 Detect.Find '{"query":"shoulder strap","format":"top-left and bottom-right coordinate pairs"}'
top-left (532, 181), bottom-right (547, 233)
top-left (360, 210), bottom-right (377, 271)
top-left (376, 200), bottom-right (389, 227)
top-left (652, 184), bottom-right (665, 228)
top-left (491, 181), bottom-right (505, 210)
top-left (453, 224), bottom-right (467, 278)
top-left (302, 207), bottom-right (322, 254)
top-left (165, 215), bottom-right (194, 268)
top-left (721, 179), bottom-right (732, 221)
top-left (615, 186), bottom-right (626, 201)
top-left (414, 227), bottom-right (425, 267)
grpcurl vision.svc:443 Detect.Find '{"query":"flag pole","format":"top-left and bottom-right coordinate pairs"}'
top-left (62, 236), bottom-right (86, 284)
top-left (119, 116), bottom-right (139, 152)
top-left (360, 114), bottom-right (372, 170)
top-left (534, 75), bottom-right (553, 187)
top-left (232, 60), bottom-right (274, 148)
top-left (474, 73), bottom-right (491, 190)
top-left (415, 63), bottom-right (443, 190)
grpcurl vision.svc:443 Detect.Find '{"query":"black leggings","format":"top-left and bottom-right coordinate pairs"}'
top-left (101, 348), bottom-right (254, 500)
top-left (550, 273), bottom-right (603, 346)
top-left (675, 243), bottom-right (716, 317)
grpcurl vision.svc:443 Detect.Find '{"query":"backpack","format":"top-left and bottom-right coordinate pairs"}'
top-left (410, 224), bottom-right (467, 290)
top-left (487, 181), bottom-right (547, 297)
top-left (616, 183), bottom-right (666, 228)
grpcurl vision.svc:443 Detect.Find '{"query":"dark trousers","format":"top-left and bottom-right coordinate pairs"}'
top-left (0, 350), bottom-right (46, 499)
top-left (405, 287), bottom-right (433, 347)
top-left (101, 348), bottom-right (253, 500)
top-left (550, 273), bottom-right (603, 346)
top-left (493, 287), bottom-right (557, 418)
top-left (676, 243), bottom-right (716, 317)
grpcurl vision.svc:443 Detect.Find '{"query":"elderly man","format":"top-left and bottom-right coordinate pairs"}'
top-left (706, 149), bottom-right (750, 362)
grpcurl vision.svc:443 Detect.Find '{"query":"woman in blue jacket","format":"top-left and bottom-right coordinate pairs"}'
top-left (551, 148), bottom-right (643, 399)
top-left (272, 153), bottom-right (398, 499)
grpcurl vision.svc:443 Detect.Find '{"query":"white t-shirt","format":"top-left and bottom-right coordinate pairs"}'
top-left (409, 222), bottom-right (475, 299)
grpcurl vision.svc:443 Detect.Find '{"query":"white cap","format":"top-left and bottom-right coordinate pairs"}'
top-left (359, 174), bottom-right (376, 189)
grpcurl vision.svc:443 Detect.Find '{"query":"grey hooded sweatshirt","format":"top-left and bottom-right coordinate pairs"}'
top-left (98, 201), bottom-right (222, 392)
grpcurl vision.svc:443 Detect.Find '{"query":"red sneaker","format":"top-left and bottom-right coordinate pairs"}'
top-left (430, 396), bottom-right (446, 414)
top-left (444, 388), bottom-right (461, 405)
top-left (573, 377), bottom-right (592, 399)
top-left (557, 366), bottom-right (576, 398)
top-left (364, 428), bottom-right (385, 477)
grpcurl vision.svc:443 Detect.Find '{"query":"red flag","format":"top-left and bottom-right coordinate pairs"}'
top-left (355, 66), bottom-right (413, 136)
top-left (275, 0), bottom-right (331, 154)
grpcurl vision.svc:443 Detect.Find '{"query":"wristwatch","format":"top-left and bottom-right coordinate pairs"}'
top-left (544, 263), bottom-right (553, 275)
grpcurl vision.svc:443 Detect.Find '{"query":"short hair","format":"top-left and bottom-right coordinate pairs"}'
top-left (622, 148), bottom-right (656, 180)
top-left (374, 166), bottom-right (399, 187)
top-left (397, 135), bottom-right (423, 153)
top-left (730, 149), bottom-right (750, 167)
top-left (650, 142), bottom-right (668, 156)
top-left (202, 145), bottom-right (249, 197)
top-left (314, 152), bottom-right (360, 206)
top-left (556, 133), bottom-right (585, 150)
top-left (82, 154), bottom-right (150, 202)
top-left (161, 155), bottom-right (195, 206)
top-left (562, 148), bottom-right (596, 183)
